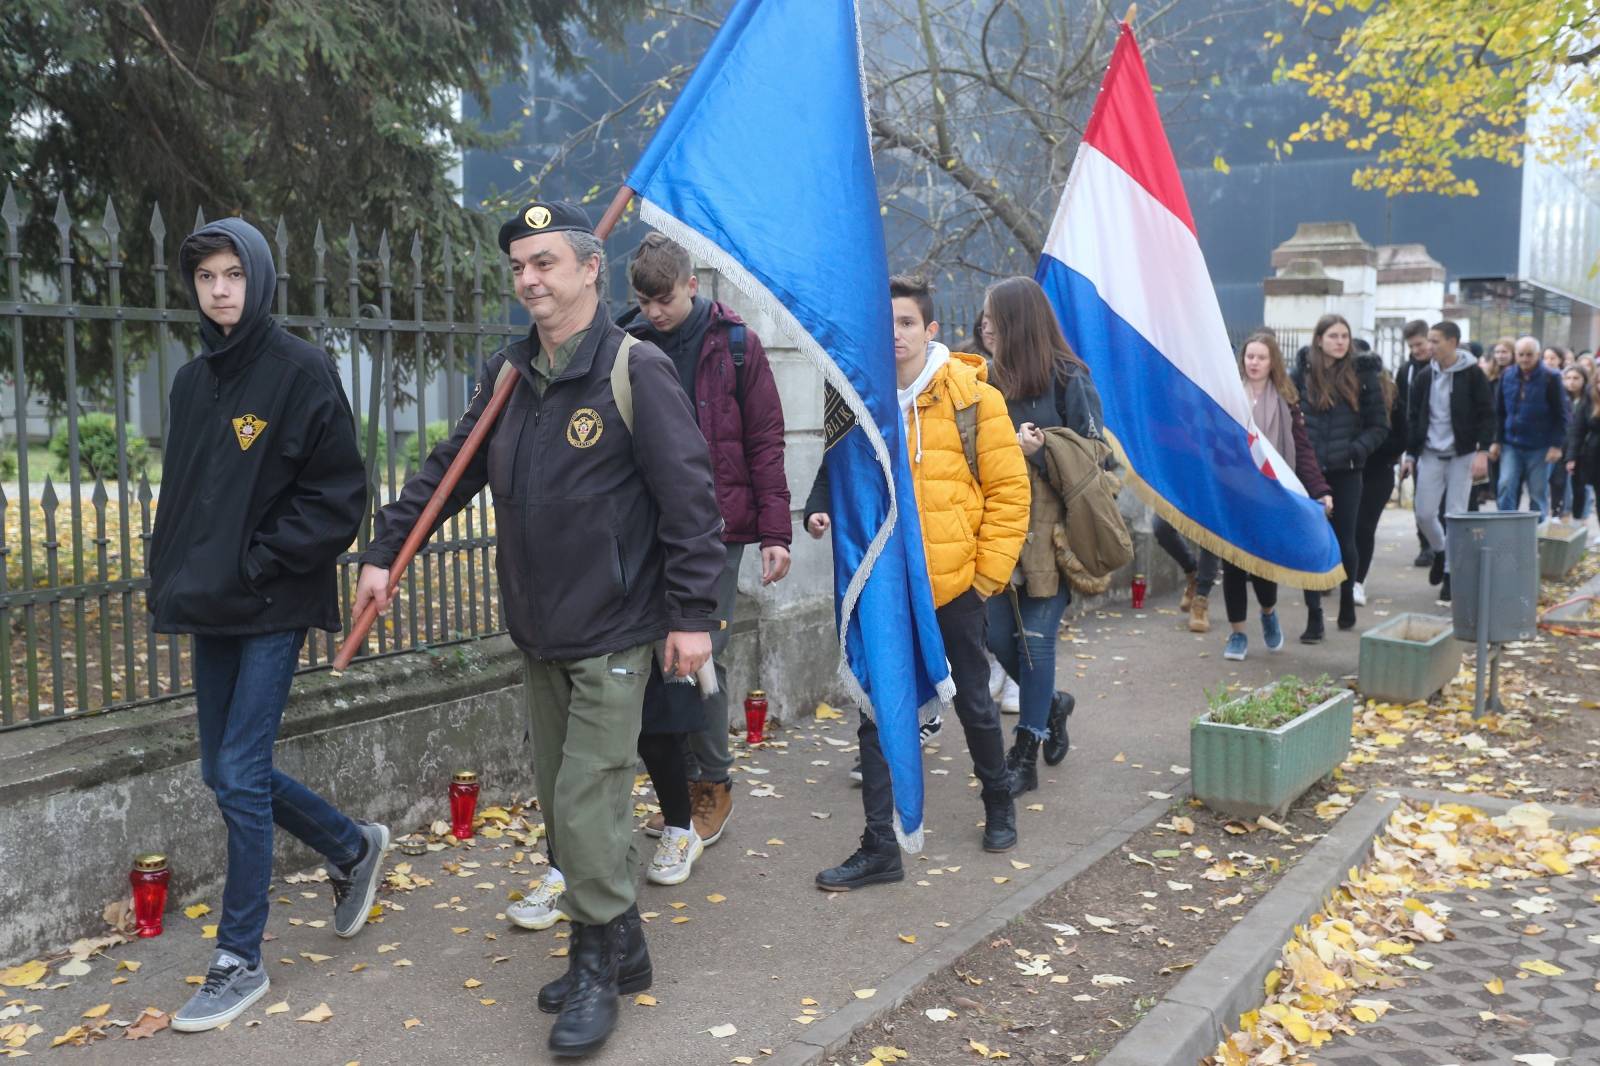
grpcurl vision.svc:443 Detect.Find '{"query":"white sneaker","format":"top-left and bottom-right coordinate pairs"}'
top-left (507, 871), bottom-right (569, 930)
top-left (987, 655), bottom-right (1006, 700)
top-left (1352, 582), bottom-right (1367, 607)
top-left (999, 677), bottom-right (1020, 715)
top-left (647, 826), bottom-right (704, 886)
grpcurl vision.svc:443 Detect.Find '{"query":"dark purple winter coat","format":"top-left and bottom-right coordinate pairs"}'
top-left (622, 301), bottom-right (791, 547)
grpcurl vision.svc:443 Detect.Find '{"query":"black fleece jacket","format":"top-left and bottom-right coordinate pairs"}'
top-left (148, 218), bottom-right (366, 635)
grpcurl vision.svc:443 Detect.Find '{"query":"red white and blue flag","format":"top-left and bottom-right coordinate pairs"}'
top-left (1035, 24), bottom-right (1342, 587)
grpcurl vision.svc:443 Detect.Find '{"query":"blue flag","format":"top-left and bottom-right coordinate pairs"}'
top-left (627, 0), bottom-right (952, 847)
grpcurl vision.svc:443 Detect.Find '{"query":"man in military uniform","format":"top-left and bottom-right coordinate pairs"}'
top-left (354, 201), bottom-right (725, 1057)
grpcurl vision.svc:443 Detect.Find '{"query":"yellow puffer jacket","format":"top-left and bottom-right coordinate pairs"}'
top-left (904, 351), bottom-right (1030, 607)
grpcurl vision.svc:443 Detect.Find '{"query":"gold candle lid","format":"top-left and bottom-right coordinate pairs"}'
top-left (452, 770), bottom-right (479, 784)
top-left (747, 690), bottom-right (766, 699)
top-left (133, 853), bottom-right (168, 872)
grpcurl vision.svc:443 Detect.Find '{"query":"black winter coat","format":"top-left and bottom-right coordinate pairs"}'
top-left (1360, 354), bottom-right (1406, 468)
top-left (148, 218), bottom-right (367, 636)
top-left (1404, 355), bottom-right (1497, 459)
top-left (1291, 355), bottom-right (1389, 474)
top-left (1571, 405), bottom-right (1600, 485)
top-left (361, 304), bottom-right (726, 661)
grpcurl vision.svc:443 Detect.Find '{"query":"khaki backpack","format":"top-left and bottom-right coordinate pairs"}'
top-left (1041, 428), bottom-right (1133, 579)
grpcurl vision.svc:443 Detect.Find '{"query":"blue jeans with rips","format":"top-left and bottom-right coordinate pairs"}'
top-left (194, 630), bottom-right (363, 966)
top-left (986, 587), bottom-right (1070, 739)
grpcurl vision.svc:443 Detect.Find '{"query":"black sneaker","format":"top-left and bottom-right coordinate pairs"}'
top-left (815, 842), bottom-right (903, 891)
top-left (918, 715), bottom-right (943, 747)
top-left (1299, 609), bottom-right (1325, 645)
top-left (1428, 552), bottom-right (1446, 587)
top-left (1413, 547), bottom-right (1434, 568)
top-left (981, 789), bottom-right (1018, 852)
top-left (1438, 574), bottom-right (1452, 604)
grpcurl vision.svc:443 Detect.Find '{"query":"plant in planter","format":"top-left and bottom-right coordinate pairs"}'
top-left (1358, 613), bottom-right (1461, 704)
top-left (1191, 675), bottom-right (1355, 820)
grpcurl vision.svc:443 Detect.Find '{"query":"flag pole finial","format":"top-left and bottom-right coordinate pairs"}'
top-left (1123, 3), bottom-right (1138, 25)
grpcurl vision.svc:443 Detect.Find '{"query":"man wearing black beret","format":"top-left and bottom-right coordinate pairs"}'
top-left (355, 200), bottom-right (725, 1056)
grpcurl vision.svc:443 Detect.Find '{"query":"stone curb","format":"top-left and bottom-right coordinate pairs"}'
top-left (765, 788), bottom-right (1185, 1066)
top-left (1100, 786), bottom-right (1600, 1066)
top-left (1099, 788), bottom-right (1401, 1066)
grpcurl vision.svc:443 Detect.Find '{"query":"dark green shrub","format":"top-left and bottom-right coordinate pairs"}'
top-left (49, 413), bottom-right (148, 481)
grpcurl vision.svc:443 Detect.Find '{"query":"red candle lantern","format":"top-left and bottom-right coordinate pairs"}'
top-left (744, 690), bottom-right (768, 745)
top-left (449, 770), bottom-right (480, 840)
top-left (1130, 573), bottom-right (1148, 610)
top-left (129, 853), bottom-right (170, 938)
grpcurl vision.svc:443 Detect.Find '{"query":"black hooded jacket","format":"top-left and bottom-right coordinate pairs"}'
top-left (1291, 349), bottom-right (1389, 473)
top-left (147, 218), bottom-right (366, 635)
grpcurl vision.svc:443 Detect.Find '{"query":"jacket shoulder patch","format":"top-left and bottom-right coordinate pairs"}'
top-left (232, 414), bottom-right (268, 451)
top-left (567, 407), bottom-right (603, 449)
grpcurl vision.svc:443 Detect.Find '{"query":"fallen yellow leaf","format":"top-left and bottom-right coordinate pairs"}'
top-left (634, 993), bottom-right (658, 1006)
top-left (898, 933), bottom-right (917, 944)
top-left (264, 1001), bottom-right (290, 1016)
top-left (705, 893), bottom-right (727, 904)
top-left (81, 1004), bottom-right (110, 1020)
top-left (183, 903), bottom-right (211, 920)
top-left (0, 961), bottom-right (46, 987)
top-left (296, 1003), bottom-right (334, 1024)
top-left (1485, 977), bottom-right (1505, 995)
top-left (403, 1017), bottom-right (422, 1029)
top-left (1520, 959), bottom-right (1565, 977)
top-left (464, 978), bottom-right (483, 989)
top-left (854, 988), bottom-right (877, 1000)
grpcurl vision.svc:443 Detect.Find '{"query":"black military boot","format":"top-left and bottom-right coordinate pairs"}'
top-left (1042, 691), bottom-right (1075, 766)
top-left (1337, 584), bottom-right (1358, 631)
top-left (548, 918), bottom-right (623, 1057)
top-left (1004, 732), bottom-right (1041, 796)
top-left (981, 788), bottom-right (1018, 852)
top-left (538, 904), bottom-right (651, 1014)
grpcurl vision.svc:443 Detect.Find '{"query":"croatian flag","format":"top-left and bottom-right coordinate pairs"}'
top-left (1035, 24), bottom-right (1342, 588)
top-left (626, 0), bottom-right (952, 848)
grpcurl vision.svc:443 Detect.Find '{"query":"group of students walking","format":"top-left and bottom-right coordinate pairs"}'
top-left (145, 196), bottom-right (1114, 1057)
top-left (1162, 315), bottom-right (1600, 665)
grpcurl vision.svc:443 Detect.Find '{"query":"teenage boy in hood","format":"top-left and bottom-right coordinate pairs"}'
top-left (806, 274), bottom-right (1030, 890)
top-left (1400, 320), bottom-right (1495, 604)
top-left (149, 218), bottom-right (384, 1032)
top-left (616, 232), bottom-right (790, 854)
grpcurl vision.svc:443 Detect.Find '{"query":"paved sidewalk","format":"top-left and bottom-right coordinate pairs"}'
top-left (1316, 877), bottom-right (1600, 1065)
top-left (10, 508), bottom-right (1448, 1064)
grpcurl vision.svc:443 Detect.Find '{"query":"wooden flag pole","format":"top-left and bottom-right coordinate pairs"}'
top-left (331, 185), bottom-right (639, 672)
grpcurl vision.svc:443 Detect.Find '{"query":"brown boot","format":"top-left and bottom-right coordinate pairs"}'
top-left (691, 779), bottom-right (733, 846)
top-left (1188, 593), bottom-right (1211, 633)
top-left (1179, 572), bottom-right (1197, 612)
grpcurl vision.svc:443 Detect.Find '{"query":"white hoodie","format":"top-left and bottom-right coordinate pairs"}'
top-left (898, 341), bottom-right (950, 465)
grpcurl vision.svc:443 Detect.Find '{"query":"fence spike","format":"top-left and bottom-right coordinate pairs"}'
top-left (275, 215), bottom-right (289, 255)
top-left (347, 224), bottom-right (361, 281)
top-left (411, 229), bottom-right (423, 265)
top-left (40, 476), bottom-right (58, 511)
top-left (53, 192), bottom-right (72, 237)
top-left (149, 201), bottom-right (166, 243)
top-left (137, 474), bottom-right (152, 505)
top-left (193, 205), bottom-right (206, 231)
top-left (1, 184), bottom-right (22, 228)
top-left (91, 478), bottom-right (108, 507)
top-left (0, 481), bottom-right (8, 509)
top-left (313, 219), bottom-right (327, 259)
top-left (377, 228), bottom-right (391, 266)
top-left (101, 196), bottom-right (121, 242)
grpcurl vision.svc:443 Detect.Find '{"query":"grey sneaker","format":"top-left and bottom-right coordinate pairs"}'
top-left (331, 821), bottom-right (390, 938)
top-left (507, 871), bottom-right (569, 930)
top-left (171, 950), bottom-right (270, 1032)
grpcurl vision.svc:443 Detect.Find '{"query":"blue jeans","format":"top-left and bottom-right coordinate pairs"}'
top-left (986, 588), bottom-right (1069, 739)
top-left (1497, 444), bottom-right (1550, 518)
top-left (194, 630), bottom-right (363, 966)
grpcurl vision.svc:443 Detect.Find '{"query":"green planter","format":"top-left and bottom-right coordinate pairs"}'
top-left (1191, 688), bottom-right (1354, 820)
top-left (1538, 521), bottom-right (1589, 579)
top-left (1358, 613), bottom-right (1460, 704)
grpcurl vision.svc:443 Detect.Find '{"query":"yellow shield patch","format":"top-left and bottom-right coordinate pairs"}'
top-left (566, 408), bottom-right (603, 449)
top-left (231, 413), bottom-right (267, 451)
top-left (525, 205), bottom-right (552, 230)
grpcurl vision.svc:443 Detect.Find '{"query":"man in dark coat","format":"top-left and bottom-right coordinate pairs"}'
top-left (355, 201), bottom-right (724, 1056)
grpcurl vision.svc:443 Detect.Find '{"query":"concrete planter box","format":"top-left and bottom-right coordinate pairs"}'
top-left (1358, 613), bottom-right (1459, 704)
top-left (1538, 521), bottom-right (1589, 579)
top-left (1191, 687), bottom-right (1355, 820)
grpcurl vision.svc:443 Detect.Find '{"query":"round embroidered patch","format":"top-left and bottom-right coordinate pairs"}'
top-left (566, 407), bottom-right (603, 448)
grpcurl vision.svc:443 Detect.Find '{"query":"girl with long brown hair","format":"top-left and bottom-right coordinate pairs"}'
top-left (980, 276), bottom-right (1102, 794)
top-left (1290, 313), bottom-right (1388, 640)
top-left (1221, 332), bottom-right (1332, 660)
